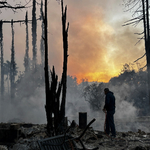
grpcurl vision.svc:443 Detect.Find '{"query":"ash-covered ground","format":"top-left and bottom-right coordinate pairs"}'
top-left (0, 119), bottom-right (150, 150)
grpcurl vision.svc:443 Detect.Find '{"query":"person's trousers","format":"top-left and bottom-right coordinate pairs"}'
top-left (105, 110), bottom-right (116, 137)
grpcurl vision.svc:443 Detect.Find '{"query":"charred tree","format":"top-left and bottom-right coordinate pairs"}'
top-left (40, 0), bottom-right (44, 80)
top-left (43, 0), bottom-right (69, 135)
top-left (141, 0), bottom-right (150, 104)
top-left (59, 0), bottom-right (69, 124)
top-left (0, 20), bottom-right (4, 98)
top-left (43, 0), bottom-right (53, 135)
top-left (123, 0), bottom-right (150, 104)
top-left (10, 20), bottom-right (15, 99)
top-left (24, 11), bottom-right (30, 72)
top-left (4, 60), bottom-right (11, 94)
top-left (49, 66), bottom-right (62, 135)
top-left (32, 0), bottom-right (37, 70)
top-left (10, 20), bottom-right (18, 100)
top-left (0, 1), bottom-right (25, 10)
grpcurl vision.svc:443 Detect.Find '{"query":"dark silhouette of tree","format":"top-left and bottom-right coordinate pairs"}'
top-left (10, 20), bottom-right (18, 99)
top-left (40, 0), bottom-right (44, 65)
top-left (43, 0), bottom-right (52, 135)
top-left (32, 0), bottom-right (37, 70)
top-left (43, 0), bottom-right (69, 135)
top-left (0, 1), bottom-right (25, 10)
top-left (4, 60), bottom-right (11, 94)
top-left (0, 20), bottom-right (4, 98)
top-left (59, 0), bottom-right (69, 123)
top-left (24, 11), bottom-right (30, 72)
top-left (123, 0), bottom-right (150, 104)
top-left (40, 0), bottom-right (44, 80)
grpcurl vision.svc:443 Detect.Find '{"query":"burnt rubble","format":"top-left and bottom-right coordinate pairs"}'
top-left (0, 121), bottom-right (150, 150)
top-left (0, 123), bottom-right (48, 150)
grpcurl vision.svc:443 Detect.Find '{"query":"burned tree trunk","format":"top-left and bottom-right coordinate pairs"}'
top-left (0, 20), bottom-right (4, 98)
top-left (40, 0), bottom-right (44, 65)
top-left (32, 0), bottom-right (37, 70)
top-left (123, 0), bottom-right (150, 105)
top-left (43, 0), bottom-right (53, 135)
top-left (40, 0), bottom-right (45, 80)
top-left (60, 0), bottom-right (69, 125)
top-left (10, 20), bottom-right (15, 99)
top-left (24, 11), bottom-right (29, 72)
top-left (43, 0), bottom-right (69, 136)
top-left (142, 0), bottom-right (150, 104)
top-left (50, 66), bottom-right (62, 134)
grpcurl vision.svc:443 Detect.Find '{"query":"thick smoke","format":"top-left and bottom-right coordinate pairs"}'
top-left (0, 68), bottom-right (150, 134)
top-left (66, 69), bottom-right (150, 133)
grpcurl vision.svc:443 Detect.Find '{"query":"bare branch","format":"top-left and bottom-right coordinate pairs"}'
top-left (135, 37), bottom-right (144, 45)
top-left (140, 64), bottom-right (147, 70)
top-left (0, 5), bottom-right (25, 9)
top-left (123, 15), bottom-right (143, 25)
top-left (1, 17), bottom-right (40, 24)
top-left (24, 0), bottom-right (32, 7)
top-left (0, 0), bottom-right (33, 10)
top-left (134, 53), bottom-right (146, 63)
top-left (124, 0), bottom-right (141, 12)
top-left (132, 4), bottom-right (142, 16)
top-left (123, 18), bottom-right (143, 26)
top-left (0, 2), bottom-right (7, 5)
top-left (134, 31), bottom-right (144, 35)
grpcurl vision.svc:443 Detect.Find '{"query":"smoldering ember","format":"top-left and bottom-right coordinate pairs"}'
top-left (1, 0), bottom-right (150, 150)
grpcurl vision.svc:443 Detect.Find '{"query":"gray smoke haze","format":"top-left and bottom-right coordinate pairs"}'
top-left (1, 70), bottom-right (150, 133)
top-left (1, 87), bottom-right (46, 124)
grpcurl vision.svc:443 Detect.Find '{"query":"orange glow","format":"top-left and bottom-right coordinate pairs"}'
top-left (75, 71), bottom-right (119, 84)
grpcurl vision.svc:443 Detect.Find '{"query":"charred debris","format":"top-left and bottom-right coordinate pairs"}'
top-left (0, 120), bottom-right (150, 150)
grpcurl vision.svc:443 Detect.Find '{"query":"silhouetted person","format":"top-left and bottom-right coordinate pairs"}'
top-left (103, 88), bottom-right (116, 138)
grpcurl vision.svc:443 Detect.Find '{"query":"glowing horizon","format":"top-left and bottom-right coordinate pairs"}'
top-left (1, 0), bottom-right (146, 85)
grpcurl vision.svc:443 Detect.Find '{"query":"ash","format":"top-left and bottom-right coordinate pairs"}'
top-left (0, 121), bottom-right (150, 150)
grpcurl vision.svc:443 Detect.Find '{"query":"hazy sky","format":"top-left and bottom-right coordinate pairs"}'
top-left (1, 0), bottom-right (146, 83)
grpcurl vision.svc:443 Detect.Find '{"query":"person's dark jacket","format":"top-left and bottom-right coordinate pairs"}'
top-left (104, 91), bottom-right (115, 111)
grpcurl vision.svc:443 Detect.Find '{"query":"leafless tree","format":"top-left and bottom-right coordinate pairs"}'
top-left (43, 0), bottom-right (69, 135)
top-left (123, 0), bottom-right (150, 104)
top-left (0, 1), bottom-right (25, 12)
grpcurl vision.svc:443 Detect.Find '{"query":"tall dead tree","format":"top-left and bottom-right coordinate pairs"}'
top-left (24, 11), bottom-right (30, 72)
top-left (10, 20), bottom-right (15, 99)
top-left (0, 20), bottom-right (4, 98)
top-left (144, 0), bottom-right (150, 105)
top-left (32, 0), bottom-right (37, 70)
top-left (43, 0), bottom-right (69, 135)
top-left (123, 0), bottom-right (150, 104)
top-left (43, 0), bottom-right (52, 135)
top-left (60, 0), bottom-right (69, 124)
top-left (40, 0), bottom-right (44, 80)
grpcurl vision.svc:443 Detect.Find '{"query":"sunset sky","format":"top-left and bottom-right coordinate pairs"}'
top-left (0, 0), bottom-right (146, 83)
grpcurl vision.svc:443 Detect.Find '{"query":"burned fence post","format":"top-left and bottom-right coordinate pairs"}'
top-left (79, 112), bottom-right (87, 129)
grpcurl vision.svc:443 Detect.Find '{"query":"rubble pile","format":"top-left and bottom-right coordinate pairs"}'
top-left (68, 121), bottom-right (150, 150)
top-left (0, 122), bottom-right (150, 150)
top-left (0, 123), bottom-right (48, 150)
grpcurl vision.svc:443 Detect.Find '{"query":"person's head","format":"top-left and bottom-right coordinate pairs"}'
top-left (104, 88), bottom-right (109, 95)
